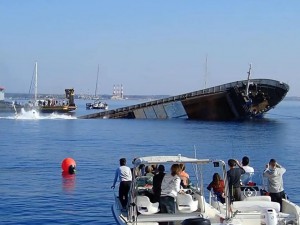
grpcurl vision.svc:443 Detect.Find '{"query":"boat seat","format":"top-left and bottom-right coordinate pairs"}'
top-left (232, 200), bottom-right (280, 213)
top-left (177, 193), bottom-right (198, 213)
top-left (244, 196), bottom-right (271, 202)
top-left (136, 196), bottom-right (159, 215)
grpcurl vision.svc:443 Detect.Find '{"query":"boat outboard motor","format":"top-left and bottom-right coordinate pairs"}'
top-left (264, 208), bottom-right (277, 225)
top-left (182, 218), bottom-right (211, 225)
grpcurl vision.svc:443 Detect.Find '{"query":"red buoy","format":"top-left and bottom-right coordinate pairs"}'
top-left (61, 158), bottom-right (76, 174)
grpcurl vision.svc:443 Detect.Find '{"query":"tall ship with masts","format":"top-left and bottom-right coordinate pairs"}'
top-left (111, 84), bottom-right (125, 100)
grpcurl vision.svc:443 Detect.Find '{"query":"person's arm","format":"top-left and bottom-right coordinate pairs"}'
top-left (276, 162), bottom-right (286, 174)
top-left (174, 176), bottom-right (181, 193)
top-left (235, 159), bottom-right (245, 174)
top-left (207, 182), bottom-right (212, 191)
top-left (263, 163), bottom-right (272, 177)
top-left (111, 168), bottom-right (119, 189)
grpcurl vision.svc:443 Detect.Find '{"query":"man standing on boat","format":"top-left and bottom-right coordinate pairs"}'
top-left (263, 159), bottom-right (286, 211)
top-left (241, 156), bottom-right (255, 185)
top-left (111, 158), bottom-right (132, 210)
top-left (227, 159), bottom-right (245, 202)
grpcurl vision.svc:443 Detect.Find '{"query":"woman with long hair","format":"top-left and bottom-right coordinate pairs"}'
top-left (207, 173), bottom-right (225, 203)
top-left (159, 164), bottom-right (182, 213)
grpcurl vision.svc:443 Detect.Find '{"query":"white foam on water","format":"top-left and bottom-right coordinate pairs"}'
top-left (0, 109), bottom-right (77, 120)
top-left (15, 109), bottom-right (40, 120)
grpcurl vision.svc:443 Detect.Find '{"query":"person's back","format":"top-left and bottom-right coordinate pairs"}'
top-left (145, 166), bottom-right (154, 177)
top-left (160, 164), bottom-right (181, 214)
top-left (227, 159), bottom-right (245, 202)
top-left (111, 158), bottom-right (132, 209)
top-left (263, 158), bottom-right (286, 211)
top-left (207, 173), bottom-right (225, 203)
top-left (241, 156), bottom-right (254, 185)
top-left (152, 165), bottom-right (165, 202)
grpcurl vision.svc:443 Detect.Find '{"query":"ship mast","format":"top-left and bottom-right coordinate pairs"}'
top-left (94, 64), bottom-right (99, 98)
top-left (34, 61), bottom-right (38, 105)
top-left (204, 55), bottom-right (208, 89)
top-left (245, 63), bottom-right (252, 97)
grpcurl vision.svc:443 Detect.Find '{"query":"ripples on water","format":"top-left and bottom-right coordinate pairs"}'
top-left (0, 100), bottom-right (300, 224)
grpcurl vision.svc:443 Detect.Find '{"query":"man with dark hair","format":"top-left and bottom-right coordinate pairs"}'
top-left (263, 159), bottom-right (286, 211)
top-left (227, 159), bottom-right (245, 202)
top-left (111, 158), bottom-right (132, 209)
top-left (241, 156), bottom-right (254, 185)
top-left (152, 164), bottom-right (166, 203)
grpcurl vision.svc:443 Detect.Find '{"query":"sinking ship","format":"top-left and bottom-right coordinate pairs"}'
top-left (79, 66), bottom-right (289, 120)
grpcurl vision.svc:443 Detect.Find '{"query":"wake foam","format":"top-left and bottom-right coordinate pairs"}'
top-left (1, 109), bottom-right (77, 120)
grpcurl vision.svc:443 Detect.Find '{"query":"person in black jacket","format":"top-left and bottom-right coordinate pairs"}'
top-left (152, 165), bottom-right (165, 203)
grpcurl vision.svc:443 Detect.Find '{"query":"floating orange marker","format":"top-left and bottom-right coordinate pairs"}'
top-left (61, 158), bottom-right (76, 174)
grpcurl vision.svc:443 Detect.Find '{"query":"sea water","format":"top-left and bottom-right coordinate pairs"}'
top-left (0, 99), bottom-right (300, 224)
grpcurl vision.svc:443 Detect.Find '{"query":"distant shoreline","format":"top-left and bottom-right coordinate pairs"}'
top-left (4, 92), bottom-right (170, 101)
top-left (3, 93), bottom-right (300, 101)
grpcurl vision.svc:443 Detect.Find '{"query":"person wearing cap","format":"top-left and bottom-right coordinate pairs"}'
top-left (263, 159), bottom-right (286, 211)
top-left (111, 158), bottom-right (132, 209)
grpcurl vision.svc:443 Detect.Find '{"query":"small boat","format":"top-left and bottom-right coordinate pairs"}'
top-left (27, 62), bottom-right (77, 113)
top-left (86, 100), bottom-right (108, 110)
top-left (86, 64), bottom-right (108, 110)
top-left (112, 154), bottom-right (300, 225)
top-left (37, 89), bottom-right (77, 113)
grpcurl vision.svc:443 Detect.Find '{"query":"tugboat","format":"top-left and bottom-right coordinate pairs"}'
top-left (37, 88), bottom-right (77, 113)
top-left (26, 62), bottom-right (76, 113)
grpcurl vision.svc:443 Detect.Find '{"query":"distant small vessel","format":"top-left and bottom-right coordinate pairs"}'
top-left (86, 100), bottom-right (108, 110)
top-left (86, 64), bottom-right (108, 110)
top-left (0, 86), bottom-right (22, 113)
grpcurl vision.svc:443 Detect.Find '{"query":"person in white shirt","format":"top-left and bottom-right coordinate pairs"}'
top-left (160, 164), bottom-right (182, 213)
top-left (111, 158), bottom-right (132, 209)
top-left (241, 156), bottom-right (254, 185)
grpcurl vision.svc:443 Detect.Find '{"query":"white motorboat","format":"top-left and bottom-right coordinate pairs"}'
top-left (86, 100), bottom-right (108, 110)
top-left (112, 155), bottom-right (300, 225)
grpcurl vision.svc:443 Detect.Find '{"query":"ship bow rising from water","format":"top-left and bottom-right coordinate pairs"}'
top-left (80, 79), bottom-right (289, 120)
top-left (182, 79), bottom-right (289, 120)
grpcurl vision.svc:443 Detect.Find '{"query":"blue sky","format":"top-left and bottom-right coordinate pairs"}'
top-left (0, 1), bottom-right (299, 96)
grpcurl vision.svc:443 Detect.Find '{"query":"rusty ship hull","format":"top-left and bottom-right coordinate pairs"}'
top-left (79, 79), bottom-right (289, 120)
